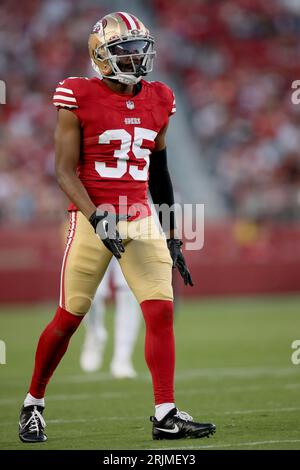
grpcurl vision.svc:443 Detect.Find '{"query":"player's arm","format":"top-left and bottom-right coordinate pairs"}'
top-left (149, 123), bottom-right (176, 237)
top-left (149, 123), bottom-right (193, 286)
top-left (55, 109), bottom-right (96, 219)
top-left (55, 109), bottom-right (125, 258)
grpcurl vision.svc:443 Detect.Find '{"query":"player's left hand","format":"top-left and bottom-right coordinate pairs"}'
top-left (167, 238), bottom-right (194, 286)
top-left (89, 210), bottom-right (125, 259)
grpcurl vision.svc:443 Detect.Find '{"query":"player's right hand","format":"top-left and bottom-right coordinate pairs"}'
top-left (89, 210), bottom-right (125, 259)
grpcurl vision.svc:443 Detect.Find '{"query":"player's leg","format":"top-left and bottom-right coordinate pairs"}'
top-left (118, 216), bottom-right (175, 404)
top-left (80, 269), bottom-right (110, 372)
top-left (19, 211), bottom-right (112, 442)
top-left (110, 259), bottom-right (141, 378)
top-left (118, 216), bottom-right (216, 440)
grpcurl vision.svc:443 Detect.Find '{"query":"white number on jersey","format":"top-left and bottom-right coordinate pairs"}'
top-left (95, 127), bottom-right (158, 181)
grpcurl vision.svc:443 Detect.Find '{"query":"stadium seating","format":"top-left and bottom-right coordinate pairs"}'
top-left (1, 0), bottom-right (300, 223)
top-left (152, 0), bottom-right (300, 219)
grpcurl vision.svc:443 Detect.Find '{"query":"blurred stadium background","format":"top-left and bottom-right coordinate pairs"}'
top-left (1, 0), bottom-right (300, 450)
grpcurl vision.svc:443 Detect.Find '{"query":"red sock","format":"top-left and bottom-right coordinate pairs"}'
top-left (29, 306), bottom-right (83, 398)
top-left (140, 299), bottom-right (175, 405)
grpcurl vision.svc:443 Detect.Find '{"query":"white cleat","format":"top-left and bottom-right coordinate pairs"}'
top-left (110, 361), bottom-right (137, 379)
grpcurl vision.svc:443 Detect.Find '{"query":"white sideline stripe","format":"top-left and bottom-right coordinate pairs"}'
top-left (58, 371), bottom-right (123, 383)
top-left (2, 416), bottom-right (145, 427)
top-left (59, 212), bottom-right (76, 307)
top-left (53, 94), bottom-right (77, 102)
top-left (180, 382), bottom-right (300, 395)
top-left (5, 410), bottom-right (300, 436)
top-left (225, 406), bottom-right (300, 415)
top-left (155, 439), bottom-right (300, 450)
top-left (55, 87), bottom-right (74, 94)
top-left (49, 391), bottom-right (125, 399)
top-left (0, 391), bottom-right (127, 406)
top-left (3, 405), bottom-right (300, 429)
top-left (55, 365), bottom-right (299, 384)
top-left (177, 384), bottom-right (262, 395)
top-left (2, 385), bottom-right (300, 418)
top-left (174, 365), bottom-right (299, 380)
top-left (285, 383), bottom-right (300, 389)
top-left (119, 11), bottom-right (137, 30)
top-left (53, 102), bottom-right (78, 109)
top-left (4, 365), bottom-right (298, 388)
top-left (42, 408), bottom-right (300, 423)
top-left (47, 416), bottom-right (143, 424)
top-left (1, 382), bottom-right (296, 406)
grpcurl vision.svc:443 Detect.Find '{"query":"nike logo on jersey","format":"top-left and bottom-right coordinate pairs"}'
top-left (156, 424), bottom-right (180, 434)
top-left (124, 117), bottom-right (141, 125)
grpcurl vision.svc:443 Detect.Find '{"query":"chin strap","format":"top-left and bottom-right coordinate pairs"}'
top-left (107, 74), bottom-right (142, 85)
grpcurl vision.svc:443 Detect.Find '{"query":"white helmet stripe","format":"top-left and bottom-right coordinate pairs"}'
top-left (119, 11), bottom-right (137, 30)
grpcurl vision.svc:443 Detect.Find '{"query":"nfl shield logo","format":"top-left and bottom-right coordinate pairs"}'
top-left (126, 100), bottom-right (135, 110)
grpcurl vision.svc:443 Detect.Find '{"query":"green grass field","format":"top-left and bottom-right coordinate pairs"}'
top-left (0, 296), bottom-right (300, 450)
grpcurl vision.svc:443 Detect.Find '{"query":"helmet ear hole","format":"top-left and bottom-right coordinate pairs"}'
top-left (92, 44), bottom-right (113, 76)
top-left (102, 62), bottom-right (113, 75)
top-left (94, 46), bottom-right (106, 61)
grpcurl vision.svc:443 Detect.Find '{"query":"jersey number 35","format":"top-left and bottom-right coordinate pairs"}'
top-left (96, 127), bottom-right (158, 181)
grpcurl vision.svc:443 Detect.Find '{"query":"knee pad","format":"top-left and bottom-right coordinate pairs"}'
top-left (67, 295), bottom-right (92, 316)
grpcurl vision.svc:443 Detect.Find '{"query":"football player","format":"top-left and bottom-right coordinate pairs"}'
top-left (80, 258), bottom-right (141, 378)
top-left (19, 12), bottom-right (216, 442)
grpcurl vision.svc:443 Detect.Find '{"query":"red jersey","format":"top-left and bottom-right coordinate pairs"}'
top-left (53, 77), bottom-right (176, 219)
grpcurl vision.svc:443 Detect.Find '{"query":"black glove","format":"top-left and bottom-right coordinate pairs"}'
top-left (89, 210), bottom-right (125, 259)
top-left (167, 238), bottom-right (194, 286)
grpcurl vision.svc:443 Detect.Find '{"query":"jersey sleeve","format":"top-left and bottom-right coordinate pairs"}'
top-left (162, 83), bottom-right (176, 117)
top-left (52, 78), bottom-right (79, 109)
top-left (152, 81), bottom-right (176, 119)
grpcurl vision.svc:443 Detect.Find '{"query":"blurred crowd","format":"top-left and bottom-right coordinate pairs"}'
top-left (0, 0), bottom-right (102, 224)
top-left (0, 0), bottom-right (300, 224)
top-left (154, 0), bottom-right (300, 220)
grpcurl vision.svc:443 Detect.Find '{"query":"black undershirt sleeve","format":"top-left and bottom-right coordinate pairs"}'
top-left (148, 147), bottom-right (175, 234)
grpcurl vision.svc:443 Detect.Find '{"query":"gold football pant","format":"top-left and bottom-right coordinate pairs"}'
top-left (59, 212), bottom-right (173, 315)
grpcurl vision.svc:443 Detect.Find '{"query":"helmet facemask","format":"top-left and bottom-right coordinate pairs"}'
top-left (94, 37), bottom-right (156, 85)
